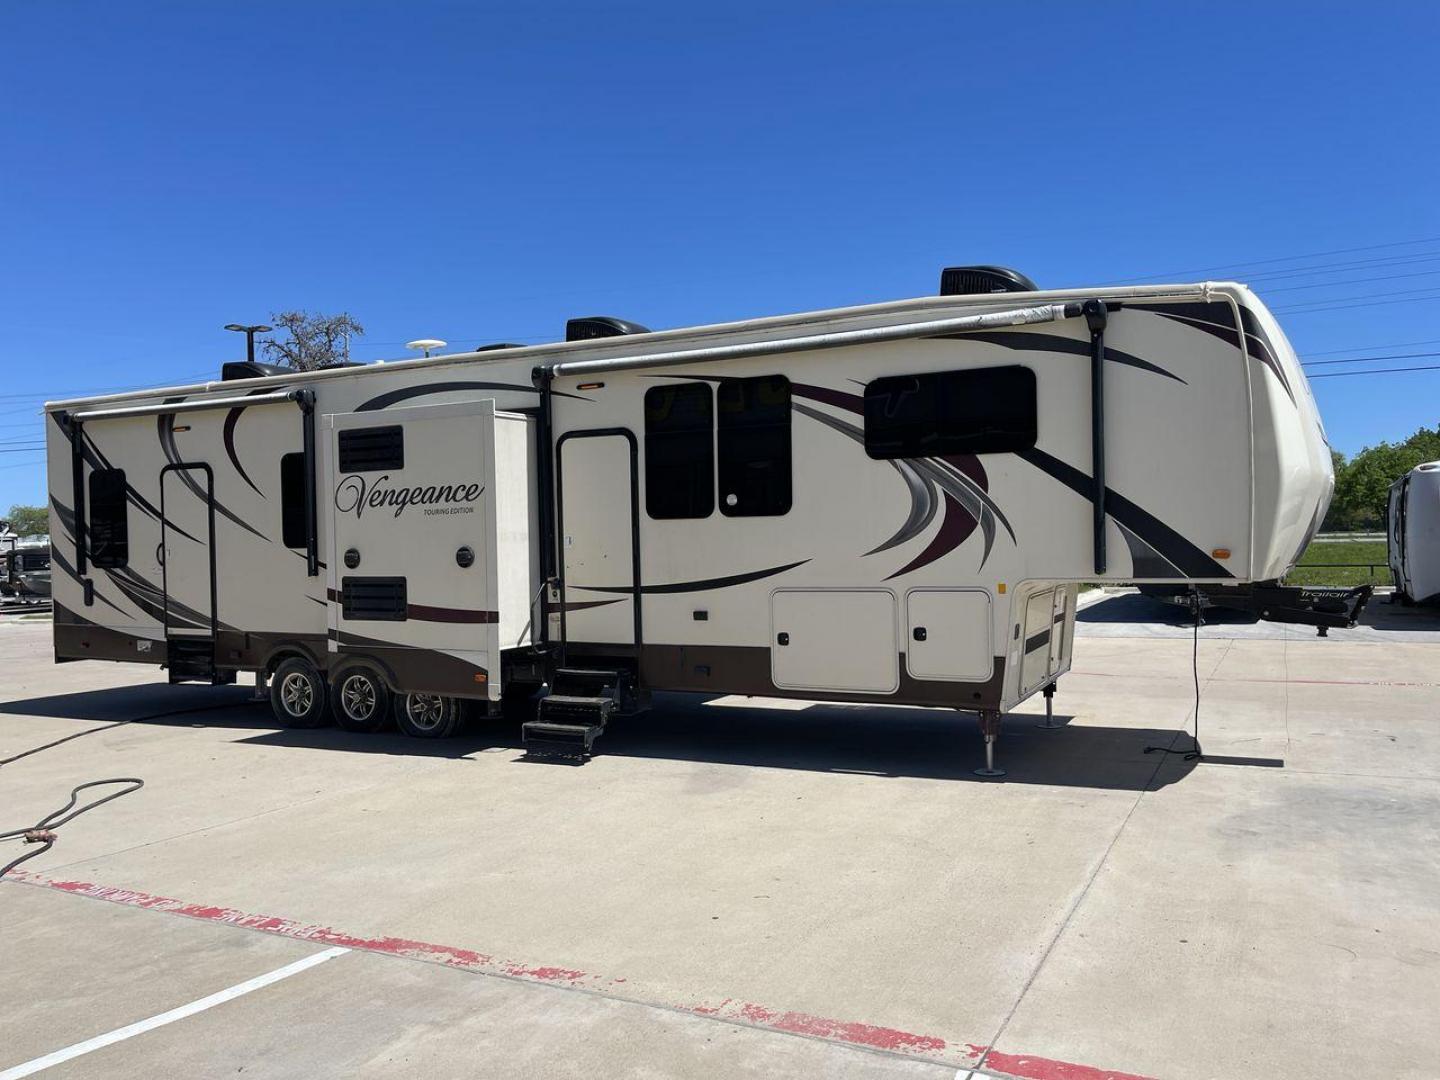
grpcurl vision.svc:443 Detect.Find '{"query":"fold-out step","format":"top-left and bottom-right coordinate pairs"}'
top-left (521, 720), bottom-right (605, 761)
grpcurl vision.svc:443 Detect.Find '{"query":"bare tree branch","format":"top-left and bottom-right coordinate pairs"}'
top-left (260, 311), bottom-right (365, 371)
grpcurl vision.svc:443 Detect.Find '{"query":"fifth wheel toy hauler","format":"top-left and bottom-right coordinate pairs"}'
top-left (44, 267), bottom-right (1355, 774)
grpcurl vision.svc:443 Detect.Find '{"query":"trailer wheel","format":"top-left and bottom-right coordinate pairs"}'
top-left (331, 668), bottom-right (393, 733)
top-left (270, 657), bottom-right (330, 729)
top-left (394, 693), bottom-right (463, 738)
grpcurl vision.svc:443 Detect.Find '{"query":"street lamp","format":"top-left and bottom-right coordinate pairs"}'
top-left (224, 323), bottom-right (273, 364)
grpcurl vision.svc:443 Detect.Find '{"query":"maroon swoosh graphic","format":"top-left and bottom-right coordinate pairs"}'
top-left (406, 603), bottom-right (499, 624)
top-left (562, 598), bottom-right (623, 612)
top-left (884, 492), bottom-right (978, 580)
top-left (325, 587), bottom-right (498, 624)
top-left (942, 454), bottom-right (987, 490)
top-left (791, 382), bottom-right (863, 414)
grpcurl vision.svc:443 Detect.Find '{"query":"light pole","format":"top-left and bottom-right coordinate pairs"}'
top-left (224, 323), bottom-right (273, 364)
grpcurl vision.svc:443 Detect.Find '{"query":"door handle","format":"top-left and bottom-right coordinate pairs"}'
top-left (776, 632), bottom-right (789, 646)
top-left (913, 626), bottom-right (927, 642)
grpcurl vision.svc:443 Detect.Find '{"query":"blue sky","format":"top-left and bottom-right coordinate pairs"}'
top-left (3, 1), bottom-right (1437, 511)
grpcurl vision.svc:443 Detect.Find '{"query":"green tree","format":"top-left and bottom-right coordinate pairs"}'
top-left (260, 311), bottom-right (364, 371)
top-left (4, 504), bottom-right (48, 537)
top-left (1329, 425), bottom-right (1440, 530)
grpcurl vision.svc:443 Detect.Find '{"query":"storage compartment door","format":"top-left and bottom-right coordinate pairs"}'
top-left (771, 589), bottom-right (898, 694)
top-left (1019, 587), bottom-right (1062, 695)
top-left (905, 588), bottom-right (992, 681)
top-left (327, 401), bottom-right (499, 689)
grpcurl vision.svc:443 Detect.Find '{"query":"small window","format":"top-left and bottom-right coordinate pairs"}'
top-left (644, 383), bottom-right (714, 519)
top-left (339, 425), bottom-right (404, 473)
top-left (88, 468), bottom-right (129, 568)
top-left (864, 366), bottom-right (1037, 459)
top-left (280, 452), bottom-right (308, 548)
top-left (718, 375), bottom-right (791, 516)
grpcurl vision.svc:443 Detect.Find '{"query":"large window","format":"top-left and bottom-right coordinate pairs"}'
top-left (280, 452), bottom-right (308, 548)
top-left (863, 366), bottom-right (1037, 459)
top-left (88, 468), bottom-right (129, 568)
top-left (644, 383), bottom-right (714, 519)
top-left (718, 375), bottom-right (791, 517)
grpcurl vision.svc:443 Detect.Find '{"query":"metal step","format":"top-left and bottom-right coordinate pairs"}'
top-left (537, 694), bottom-right (615, 725)
top-left (167, 637), bottom-right (221, 685)
top-left (551, 667), bottom-right (625, 698)
top-left (521, 720), bottom-right (604, 761)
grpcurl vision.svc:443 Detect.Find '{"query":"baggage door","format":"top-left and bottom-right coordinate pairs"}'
top-left (327, 401), bottom-right (499, 693)
top-left (557, 430), bottom-right (640, 649)
top-left (905, 588), bottom-right (992, 682)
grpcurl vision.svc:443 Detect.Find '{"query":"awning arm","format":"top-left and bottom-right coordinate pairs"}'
top-left (64, 388), bottom-right (306, 423)
top-left (547, 302), bottom-right (1090, 378)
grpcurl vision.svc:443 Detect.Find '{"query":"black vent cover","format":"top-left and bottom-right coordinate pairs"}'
top-left (939, 266), bottom-right (1039, 296)
top-left (221, 361), bottom-right (291, 381)
top-left (566, 316), bottom-right (650, 342)
top-left (338, 425), bottom-right (404, 473)
top-left (341, 576), bottom-right (408, 621)
top-left (475, 343), bottom-right (523, 352)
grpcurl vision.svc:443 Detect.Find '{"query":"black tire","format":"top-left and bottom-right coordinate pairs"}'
top-left (331, 667), bottom-right (393, 733)
top-left (270, 657), bottom-right (330, 728)
top-left (394, 692), bottom-right (464, 738)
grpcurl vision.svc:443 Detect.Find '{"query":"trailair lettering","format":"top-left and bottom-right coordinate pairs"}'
top-left (335, 474), bottom-right (484, 520)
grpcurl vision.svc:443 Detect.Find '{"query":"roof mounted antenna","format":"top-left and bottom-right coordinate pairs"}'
top-left (406, 339), bottom-right (447, 358)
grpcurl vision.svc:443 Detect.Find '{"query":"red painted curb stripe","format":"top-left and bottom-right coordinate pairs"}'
top-left (6, 871), bottom-right (1151, 1079)
top-left (981, 1049), bottom-right (1155, 1080)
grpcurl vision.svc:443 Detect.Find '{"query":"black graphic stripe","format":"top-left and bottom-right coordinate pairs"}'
top-left (157, 414), bottom-right (271, 543)
top-left (1138, 301), bottom-right (1295, 405)
top-left (575, 560), bottom-right (809, 595)
top-left (223, 405), bottom-right (264, 497)
top-left (1016, 447), bottom-right (1232, 579)
top-left (355, 380), bottom-right (589, 412)
top-left (53, 415), bottom-right (201, 543)
top-left (49, 543), bottom-right (130, 618)
top-left (1024, 628), bottom-right (1051, 653)
top-left (931, 330), bottom-right (1186, 384)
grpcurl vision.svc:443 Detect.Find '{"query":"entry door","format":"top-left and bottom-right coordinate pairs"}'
top-left (558, 431), bottom-right (639, 648)
top-left (160, 465), bottom-right (216, 638)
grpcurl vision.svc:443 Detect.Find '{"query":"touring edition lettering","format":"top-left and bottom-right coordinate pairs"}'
top-left (335, 474), bottom-right (484, 519)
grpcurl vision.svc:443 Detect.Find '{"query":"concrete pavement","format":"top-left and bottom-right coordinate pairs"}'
top-left (2, 599), bottom-right (1438, 1079)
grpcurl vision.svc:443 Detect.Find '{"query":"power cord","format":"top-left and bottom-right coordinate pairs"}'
top-left (0, 695), bottom-right (256, 878)
top-left (1145, 586), bottom-right (1204, 762)
top-left (1, 778), bottom-right (144, 877)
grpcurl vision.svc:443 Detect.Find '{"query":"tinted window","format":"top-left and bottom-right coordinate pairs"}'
top-left (645, 383), bottom-right (714, 519)
top-left (717, 375), bottom-right (791, 517)
top-left (89, 468), bottom-right (129, 568)
top-left (864, 366), bottom-right (1037, 459)
top-left (339, 425), bottom-right (404, 473)
top-left (280, 452), bottom-right (308, 548)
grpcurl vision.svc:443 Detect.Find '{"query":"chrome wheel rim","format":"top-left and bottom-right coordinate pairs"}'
top-left (406, 693), bottom-right (447, 731)
top-left (280, 672), bottom-right (314, 717)
top-left (340, 674), bottom-right (377, 721)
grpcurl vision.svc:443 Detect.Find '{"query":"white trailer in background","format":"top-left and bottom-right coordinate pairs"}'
top-left (1388, 461), bottom-right (1440, 603)
top-left (43, 266), bottom-right (1356, 774)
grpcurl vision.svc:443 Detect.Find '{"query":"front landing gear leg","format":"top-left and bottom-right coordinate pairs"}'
top-left (1037, 682), bottom-right (1062, 730)
top-left (974, 709), bottom-right (1006, 778)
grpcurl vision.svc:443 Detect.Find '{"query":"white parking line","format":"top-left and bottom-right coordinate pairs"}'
top-left (0, 946), bottom-right (349, 1079)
